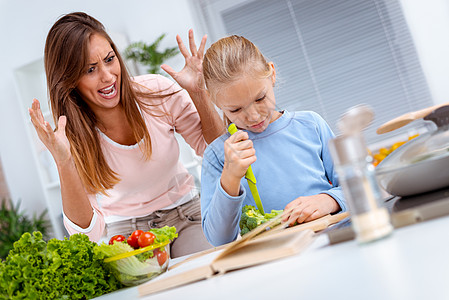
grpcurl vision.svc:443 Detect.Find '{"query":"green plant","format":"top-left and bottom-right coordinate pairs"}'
top-left (0, 199), bottom-right (48, 259)
top-left (124, 33), bottom-right (179, 75)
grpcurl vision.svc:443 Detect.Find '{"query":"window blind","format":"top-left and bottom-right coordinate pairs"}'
top-left (198, 0), bottom-right (433, 145)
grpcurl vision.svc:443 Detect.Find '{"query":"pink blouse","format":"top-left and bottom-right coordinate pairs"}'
top-left (63, 74), bottom-right (206, 241)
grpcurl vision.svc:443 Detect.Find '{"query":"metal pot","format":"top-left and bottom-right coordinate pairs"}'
top-left (375, 105), bottom-right (449, 196)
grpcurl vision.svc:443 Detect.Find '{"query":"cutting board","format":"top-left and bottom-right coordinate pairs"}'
top-left (167, 211), bottom-right (349, 272)
top-left (138, 212), bottom-right (349, 297)
top-left (138, 229), bottom-right (314, 297)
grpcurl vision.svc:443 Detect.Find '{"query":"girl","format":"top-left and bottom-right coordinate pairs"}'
top-left (200, 35), bottom-right (346, 246)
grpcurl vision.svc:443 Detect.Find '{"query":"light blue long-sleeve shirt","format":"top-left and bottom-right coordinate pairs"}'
top-left (200, 110), bottom-right (346, 246)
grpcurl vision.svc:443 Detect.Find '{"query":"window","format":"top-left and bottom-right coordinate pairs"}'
top-left (195, 0), bottom-right (433, 145)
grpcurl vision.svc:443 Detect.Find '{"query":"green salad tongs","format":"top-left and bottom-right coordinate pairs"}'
top-left (228, 123), bottom-right (265, 214)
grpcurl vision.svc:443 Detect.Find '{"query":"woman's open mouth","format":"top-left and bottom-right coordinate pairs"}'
top-left (98, 82), bottom-right (117, 99)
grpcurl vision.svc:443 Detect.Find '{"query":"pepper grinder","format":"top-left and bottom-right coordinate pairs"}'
top-left (329, 105), bottom-right (393, 244)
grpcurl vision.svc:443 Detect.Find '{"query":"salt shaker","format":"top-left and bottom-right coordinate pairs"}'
top-left (329, 105), bottom-right (393, 243)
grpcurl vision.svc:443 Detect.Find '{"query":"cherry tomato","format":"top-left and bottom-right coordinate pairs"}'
top-left (138, 231), bottom-right (156, 248)
top-left (109, 234), bottom-right (126, 245)
top-left (127, 230), bottom-right (144, 249)
top-left (154, 248), bottom-right (168, 266)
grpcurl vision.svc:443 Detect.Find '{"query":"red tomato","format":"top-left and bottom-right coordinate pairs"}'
top-left (154, 248), bottom-right (168, 266)
top-left (138, 231), bottom-right (156, 248)
top-left (127, 230), bottom-right (144, 249)
top-left (109, 234), bottom-right (126, 245)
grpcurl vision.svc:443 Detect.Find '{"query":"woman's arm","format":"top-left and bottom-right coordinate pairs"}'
top-left (162, 30), bottom-right (225, 144)
top-left (57, 157), bottom-right (94, 228)
top-left (185, 88), bottom-right (225, 144)
top-left (29, 99), bottom-right (94, 229)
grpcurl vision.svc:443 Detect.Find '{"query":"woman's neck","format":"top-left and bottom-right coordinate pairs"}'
top-left (96, 105), bottom-right (137, 146)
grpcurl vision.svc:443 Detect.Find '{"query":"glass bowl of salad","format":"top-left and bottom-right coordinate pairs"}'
top-left (98, 226), bottom-right (177, 286)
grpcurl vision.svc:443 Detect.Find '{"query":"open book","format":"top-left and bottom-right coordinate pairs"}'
top-left (138, 212), bottom-right (349, 297)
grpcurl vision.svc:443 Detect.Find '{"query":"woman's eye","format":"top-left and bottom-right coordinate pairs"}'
top-left (230, 108), bottom-right (241, 113)
top-left (106, 55), bottom-right (115, 63)
top-left (87, 67), bottom-right (95, 74)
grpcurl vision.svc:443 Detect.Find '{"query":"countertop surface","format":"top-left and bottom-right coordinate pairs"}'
top-left (95, 212), bottom-right (449, 300)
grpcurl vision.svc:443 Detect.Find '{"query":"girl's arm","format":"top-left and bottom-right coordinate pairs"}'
top-left (220, 131), bottom-right (256, 196)
top-left (200, 131), bottom-right (256, 245)
top-left (200, 145), bottom-right (246, 246)
top-left (282, 194), bottom-right (340, 226)
top-left (317, 112), bottom-right (347, 212)
top-left (282, 112), bottom-right (346, 226)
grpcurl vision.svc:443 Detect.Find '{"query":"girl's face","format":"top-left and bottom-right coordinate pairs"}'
top-left (214, 63), bottom-right (278, 133)
top-left (76, 33), bottom-right (121, 115)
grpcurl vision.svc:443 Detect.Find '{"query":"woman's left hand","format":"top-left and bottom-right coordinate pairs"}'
top-left (282, 194), bottom-right (340, 227)
top-left (161, 29), bottom-right (207, 94)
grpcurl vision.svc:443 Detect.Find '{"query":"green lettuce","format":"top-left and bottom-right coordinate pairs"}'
top-left (0, 231), bottom-right (121, 300)
top-left (149, 226), bottom-right (178, 244)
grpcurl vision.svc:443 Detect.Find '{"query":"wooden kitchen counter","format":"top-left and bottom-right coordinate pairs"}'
top-left (95, 214), bottom-right (449, 300)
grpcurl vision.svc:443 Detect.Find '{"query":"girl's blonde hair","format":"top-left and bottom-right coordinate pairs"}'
top-left (203, 35), bottom-right (272, 92)
top-left (203, 35), bottom-right (273, 124)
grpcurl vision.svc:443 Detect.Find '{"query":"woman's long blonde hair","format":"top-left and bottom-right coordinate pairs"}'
top-left (202, 35), bottom-right (273, 125)
top-left (45, 12), bottom-right (178, 195)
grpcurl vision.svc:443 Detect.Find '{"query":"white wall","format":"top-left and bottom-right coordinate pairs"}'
top-left (400, 0), bottom-right (449, 105)
top-left (0, 0), bottom-right (205, 217)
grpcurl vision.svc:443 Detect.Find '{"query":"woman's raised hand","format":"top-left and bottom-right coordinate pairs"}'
top-left (161, 29), bottom-right (207, 94)
top-left (29, 98), bottom-right (71, 166)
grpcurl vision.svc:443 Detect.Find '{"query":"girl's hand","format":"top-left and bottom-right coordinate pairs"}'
top-left (161, 29), bottom-right (207, 94)
top-left (28, 98), bottom-right (71, 166)
top-left (220, 130), bottom-right (256, 196)
top-left (282, 194), bottom-right (340, 227)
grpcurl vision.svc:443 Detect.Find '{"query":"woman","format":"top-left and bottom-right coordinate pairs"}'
top-left (28, 12), bottom-right (224, 258)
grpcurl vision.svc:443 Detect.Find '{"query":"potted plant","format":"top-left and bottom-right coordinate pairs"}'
top-left (0, 199), bottom-right (49, 259)
top-left (124, 33), bottom-right (179, 75)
